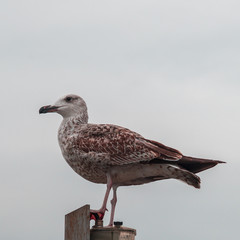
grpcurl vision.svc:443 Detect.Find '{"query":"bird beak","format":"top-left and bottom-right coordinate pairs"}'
top-left (39, 105), bottom-right (59, 114)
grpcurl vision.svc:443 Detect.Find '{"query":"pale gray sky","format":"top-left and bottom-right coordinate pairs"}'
top-left (1, 1), bottom-right (239, 240)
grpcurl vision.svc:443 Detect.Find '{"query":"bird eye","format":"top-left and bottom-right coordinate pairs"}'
top-left (65, 97), bottom-right (72, 102)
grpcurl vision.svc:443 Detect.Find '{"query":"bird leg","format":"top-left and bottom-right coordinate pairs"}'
top-left (90, 174), bottom-right (112, 221)
top-left (108, 185), bottom-right (118, 226)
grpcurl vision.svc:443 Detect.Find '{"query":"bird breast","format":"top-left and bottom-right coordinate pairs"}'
top-left (58, 121), bottom-right (108, 184)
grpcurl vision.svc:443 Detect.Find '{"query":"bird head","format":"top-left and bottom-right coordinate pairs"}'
top-left (39, 94), bottom-right (88, 122)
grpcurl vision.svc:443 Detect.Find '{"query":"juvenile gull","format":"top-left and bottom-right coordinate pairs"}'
top-left (39, 94), bottom-right (224, 226)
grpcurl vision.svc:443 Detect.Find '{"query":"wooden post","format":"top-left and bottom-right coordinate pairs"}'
top-left (65, 205), bottom-right (90, 240)
top-left (65, 205), bottom-right (136, 240)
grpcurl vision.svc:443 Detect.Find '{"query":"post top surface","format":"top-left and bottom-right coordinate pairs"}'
top-left (91, 225), bottom-right (136, 235)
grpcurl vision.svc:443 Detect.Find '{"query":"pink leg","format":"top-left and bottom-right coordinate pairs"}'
top-left (90, 174), bottom-right (112, 221)
top-left (108, 186), bottom-right (118, 226)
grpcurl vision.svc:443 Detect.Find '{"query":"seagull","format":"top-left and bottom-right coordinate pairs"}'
top-left (39, 94), bottom-right (224, 226)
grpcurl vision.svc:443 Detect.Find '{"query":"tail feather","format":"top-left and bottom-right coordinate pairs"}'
top-left (178, 156), bottom-right (225, 174)
top-left (164, 165), bottom-right (201, 188)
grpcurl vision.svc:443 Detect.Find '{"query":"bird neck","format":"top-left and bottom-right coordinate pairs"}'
top-left (62, 113), bottom-right (88, 125)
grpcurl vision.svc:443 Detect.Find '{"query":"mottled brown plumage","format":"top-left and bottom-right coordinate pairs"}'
top-left (39, 94), bottom-right (224, 226)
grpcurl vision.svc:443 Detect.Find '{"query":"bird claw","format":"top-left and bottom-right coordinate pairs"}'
top-left (90, 211), bottom-right (105, 221)
top-left (90, 207), bottom-right (107, 221)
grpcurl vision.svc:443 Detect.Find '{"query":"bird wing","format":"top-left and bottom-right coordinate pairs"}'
top-left (71, 124), bottom-right (182, 165)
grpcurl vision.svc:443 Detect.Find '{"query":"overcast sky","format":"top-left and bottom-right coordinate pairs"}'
top-left (1, 1), bottom-right (240, 240)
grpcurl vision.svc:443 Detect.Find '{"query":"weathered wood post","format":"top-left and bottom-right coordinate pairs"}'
top-left (65, 205), bottom-right (136, 240)
top-left (65, 205), bottom-right (90, 240)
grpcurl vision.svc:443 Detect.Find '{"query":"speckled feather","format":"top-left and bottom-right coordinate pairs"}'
top-left (57, 115), bottom-right (201, 188)
top-left (40, 94), bottom-right (223, 189)
top-left (67, 123), bottom-right (181, 162)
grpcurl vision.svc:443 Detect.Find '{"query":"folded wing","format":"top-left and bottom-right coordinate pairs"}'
top-left (73, 124), bottom-right (183, 165)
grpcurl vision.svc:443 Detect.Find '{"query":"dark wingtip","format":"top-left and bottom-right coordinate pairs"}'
top-left (217, 160), bottom-right (226, 164)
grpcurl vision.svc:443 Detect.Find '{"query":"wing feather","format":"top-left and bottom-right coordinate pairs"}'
top-left (72, 124), bottom-right (182, 165)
